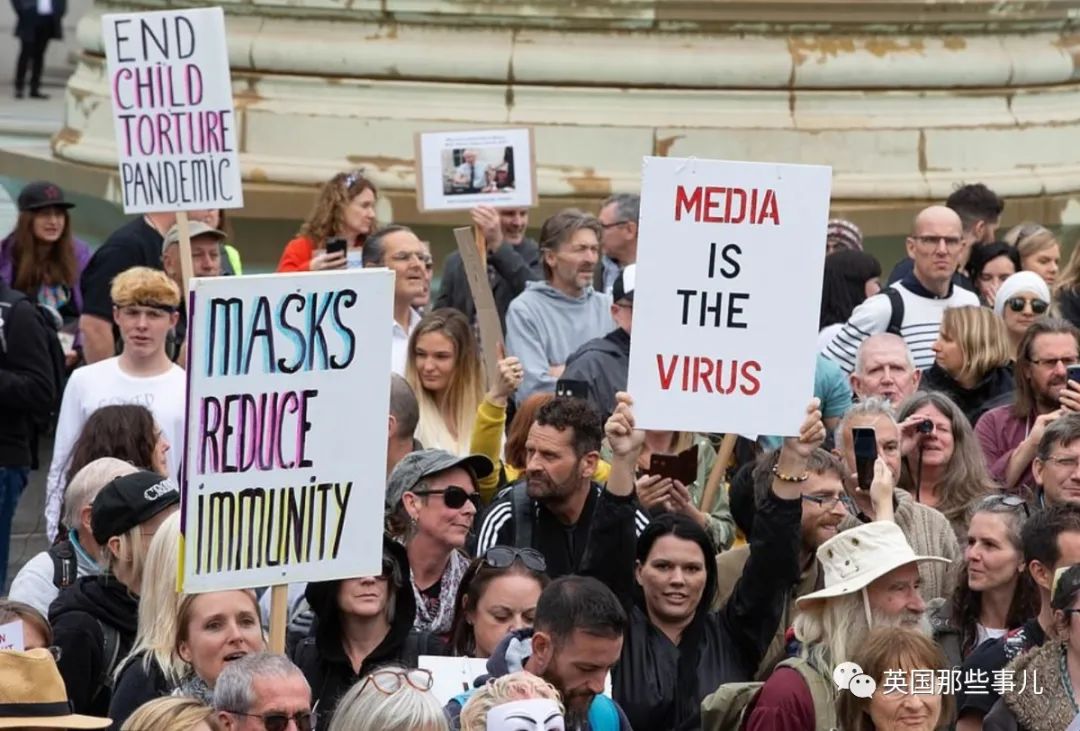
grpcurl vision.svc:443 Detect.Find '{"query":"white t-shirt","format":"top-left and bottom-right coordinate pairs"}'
top-left (45, 357), bottom-right (186, 540)
top-left (975, 622), bottom-right (1008, 648)
top-left (391, 308), bottom-right (422, 376)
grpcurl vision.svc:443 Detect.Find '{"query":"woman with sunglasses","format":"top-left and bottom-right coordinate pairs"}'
top-left (292, 536), bottom-right (446, 731)
top-left (448, 547), bottom-right (550, 659)
top-left (277, 171), bottom-right (377, 272)
top-left (327, 666), bottom-right (447, 731)
top-left (994, 272), bottom-right (1054, 355)
top-left (981, 564), bottom-right (1080, 731)
top-left (1007, 222), bottom-right (1061, 288)
top-left (968, 241), bottom-right (1020, 309)
top-left (923, 306), bottom-right (1015, 425)
top-left (930, 495), bottom-right (1038, 669)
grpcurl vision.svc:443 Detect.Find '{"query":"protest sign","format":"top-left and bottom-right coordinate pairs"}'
top-left (453, 226), bottom-right (504, 388)
top-left (416, 129), bottom-right (536, 211)
top-left (626, 157), bottom-right (831, 436)
top-left (419, 656), bottom-right (613, 705)
top-left (102, 7), bottom-right (243, 214)
top-left (180, 269), bottom-right (393, 594)
top-left (0, 621), bottom-right (24, 651)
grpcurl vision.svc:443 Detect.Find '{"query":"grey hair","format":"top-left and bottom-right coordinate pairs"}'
top-left (853, 333), bottom-right (916, 376)
top-left (601, 193), bottom-right (640, 225)
top-left (213, 653), bottom-right (308, 714)
top-left (834, 397), bottom-right (898, 455)
top-left (361, 224), bottom-right (413, 268)
top-left (63, 457), bottom-right (139, 531)
top-left (328, 665), bottom-right (447, 731)
top-left (1037, 412), bottom-right (1080, 461)
top-left (389, 374), bottom-right (419, 439)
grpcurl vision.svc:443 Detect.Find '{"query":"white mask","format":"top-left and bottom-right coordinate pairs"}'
top-left (485, 698), bottom-right (565, 731)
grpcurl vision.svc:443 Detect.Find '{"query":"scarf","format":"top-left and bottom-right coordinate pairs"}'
top-left (410, 550), bottom-right (469, 635)
top-left (173, 673), bottom-right (215, 706)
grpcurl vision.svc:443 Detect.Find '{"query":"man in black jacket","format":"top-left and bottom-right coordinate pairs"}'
top-left (12, 0), bottom-right (66, 99)
top-left (435, 205), bottom-right (540, 331)
top-left (0, 278), bottom-right (58, 590)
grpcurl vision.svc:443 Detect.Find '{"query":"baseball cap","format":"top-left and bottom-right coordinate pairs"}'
top-left (91, 471), bottom-right (180, 545)
top-left (613, 264), bottom-right (636, 303)
top-left (17, 181), bottom-right (74, 212)
top-left (386, 450), bottom-right (494, 510)
top-left (162, 221), bottom-right (227, 254)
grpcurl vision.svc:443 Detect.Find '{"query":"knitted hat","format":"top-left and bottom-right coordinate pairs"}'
top-left (993, 271), bottom-right (1052, 316)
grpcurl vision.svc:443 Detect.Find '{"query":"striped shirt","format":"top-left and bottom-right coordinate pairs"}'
top-left (822, 277), bottom-right (979, 375)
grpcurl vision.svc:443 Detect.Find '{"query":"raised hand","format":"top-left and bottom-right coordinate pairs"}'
top-left (605, 392), bottom-right (646, 460)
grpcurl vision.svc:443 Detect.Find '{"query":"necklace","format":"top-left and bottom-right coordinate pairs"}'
top-left (1060, 643), bottom-right (1080, 713)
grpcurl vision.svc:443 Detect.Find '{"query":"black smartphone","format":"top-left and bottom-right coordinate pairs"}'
top-left (555, 379), bottom-right (589, 400)
top-left (325, 237), bottom-right (347, 256)
top-left (1068, 365), bottom-right (1080, 385)
top-left (649, 444), bottom-right (699, 485)
top-left (853, 427), bottom-right (877, 490)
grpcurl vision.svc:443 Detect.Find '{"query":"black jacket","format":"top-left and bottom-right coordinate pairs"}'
top-left (12, 0), bottom-right (65, 40)
top-left (291, 538), bottom-right (445, 731)
top-left (0, 280), bottom-right (58, 467)
top-left (1058, 288), bottom-right (1080, 330)
top-left (562, 328), bottom-right (630, 424)
top-left (435, 238), bottom-right (541, 331)
top-left (107, 650), bottom-right (173, 731)
top-left (587, 488), bottom-right (801, 731)
top-left (49, 575), bottom-right (138, 716)
top-left (919, 363), bottom-right (1015, 426)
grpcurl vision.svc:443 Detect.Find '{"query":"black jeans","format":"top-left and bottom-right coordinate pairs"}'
top-left (15, 16), bottom-right (54, 93)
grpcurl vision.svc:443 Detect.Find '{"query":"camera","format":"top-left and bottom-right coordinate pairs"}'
top-left (917, 420), bottom-right (934, 435)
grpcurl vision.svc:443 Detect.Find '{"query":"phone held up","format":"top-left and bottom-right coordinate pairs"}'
top-left (649, 444), bottom-right (699, 486)
top-left (853, 427), bottom-right (876, 491)
top-left (325, 237), bottom-right (347, 257)
top-left (555, 379), bottom-right (589, 400)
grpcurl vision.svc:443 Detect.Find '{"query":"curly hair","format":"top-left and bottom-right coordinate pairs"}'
top-left (297, 171), bottom-right (378, 246)
top-left (10, 209), bottom-right (77, 295)
top-left (110, 266), bottom-right (180, 308)
top-left (460, 672), bottom-right (564, 731)
top-left (65, 404), bottom-right (160, 490)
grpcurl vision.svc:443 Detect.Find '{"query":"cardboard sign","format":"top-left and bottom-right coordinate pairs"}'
top-left (416, 129), bottom-right (536, 211)
top-left (102, 7), bottom-right (243, 213)
top-left (626, 157), bottom-right (831, 436)
top-left (180, 270), bottom-right (393, 592)
top-left (0, 621), bottom-right (25, 651)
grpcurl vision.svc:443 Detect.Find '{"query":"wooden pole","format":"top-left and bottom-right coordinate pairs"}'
top-left (700, 433), bottom-right (738, 515)
top-left (175, 211), bottom-right (195, 297)
top-left (454, 226), bottom-right (503, 389)
top-left (473, 224), bottom-right (487, 267)
top-left (268, 584), bottom-right (288, 654)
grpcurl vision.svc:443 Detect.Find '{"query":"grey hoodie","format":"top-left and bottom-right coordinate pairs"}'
top-left (505, 281), bottom-right (613, 405)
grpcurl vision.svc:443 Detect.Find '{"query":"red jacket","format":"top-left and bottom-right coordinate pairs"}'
top-left (744, 666), bottom-right (817, 731)
top-left (277, 236), bottom-right (315, 272)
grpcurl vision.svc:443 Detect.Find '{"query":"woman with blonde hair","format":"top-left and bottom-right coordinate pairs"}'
top-left (406, 309), bottom-right (486, 455)
top-left (172, 589), bottom-right (265, 704)
top-left (1007, 222), bottom-right (1061, 287)
top-left (120, 696), bottom-right (221, 731)
top-left (1053, 236), bottom-right (1080, 328)
top-left (460, 672), bottom-right (565, 731)
top-left (277, 170), bottom-right (378, 272)
top-left (327, 666), bottom-right (447, 731)
top-left (922, 306), bottom-right (1015, 425)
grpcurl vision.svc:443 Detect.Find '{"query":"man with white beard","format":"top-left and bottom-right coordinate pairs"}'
top-left (743, 521), bottom-right (949, 731)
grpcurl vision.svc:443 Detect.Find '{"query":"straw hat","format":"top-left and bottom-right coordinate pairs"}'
top-left (0, 648), bottom-right (110, 728)
top-left (795, 521), bottom-right (950, 608)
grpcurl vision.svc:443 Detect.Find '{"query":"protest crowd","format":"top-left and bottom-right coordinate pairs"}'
top-left (7, 144), bottom-right (1080, 731)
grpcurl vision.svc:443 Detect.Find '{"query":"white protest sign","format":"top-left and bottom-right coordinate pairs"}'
top-left (0, 620), bottom-right (25, 651)
top-left (416, 128), bottom-right (536, 212)
top-left (420, 656), bottom-right (490, 704)
top-left (180, 269), bottom-right (393, 592)
top-left (627, 157), bottom-right (831, 436)
top-left (102, 7), bottom-right (243, 213)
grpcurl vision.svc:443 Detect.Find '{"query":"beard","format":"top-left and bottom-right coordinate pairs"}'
top-left (526, 464), bottom-right (580, 502)
top-left (871, 607), bottom-right (933, 636)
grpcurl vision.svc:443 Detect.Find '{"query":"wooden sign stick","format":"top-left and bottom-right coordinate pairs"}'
top-left (175, 210), bottom-right (195, 297)
top-left (268, 584), bottom-right (288, 654)
top-left (700, 433), bottom-right (738, 515)
top-left (454, 226), bottom-right (503, 389)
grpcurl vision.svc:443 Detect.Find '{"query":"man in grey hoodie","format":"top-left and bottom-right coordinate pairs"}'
top-left (506, 209), bottom-right (614, 405)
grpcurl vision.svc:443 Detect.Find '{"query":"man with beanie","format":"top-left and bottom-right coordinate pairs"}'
top-left (49, 470), bottom-right (180, 715)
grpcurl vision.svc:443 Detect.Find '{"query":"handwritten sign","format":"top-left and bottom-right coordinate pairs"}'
top-left (627, 157), bottom-right (831, 436)
top-left (0, 621), bottom-right (25, 651)
top-left (102, 7), bottom-right (243, 213)
top-left (180, 270), bottom-right (393, 592)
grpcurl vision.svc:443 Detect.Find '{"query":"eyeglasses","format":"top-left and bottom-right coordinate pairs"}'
top-left (412, 485), bottom-right (481, 511)
top-left (600, 220), bottom-right (632, 230)
top-left (1006, 297), bottom-right (1049, 315)
top-left (227, 711), bottom-right (315, 731)
top-left (912, 235), bottom-right (963, 249)
top-left (1028, 356), bottom-right (1080, 368)
top-left (1042, 455), bottom-right (1080, 472)
top-left (358, 668), bottom-right (434, 696)
top-left (483, 546), bottom-right (547, 573)
top-left (800, 494), bottom-right (851, 511)
top-left (982, 494), bottom-right (1030, 517)
top-left (389, 251), bottom-right (429, 264)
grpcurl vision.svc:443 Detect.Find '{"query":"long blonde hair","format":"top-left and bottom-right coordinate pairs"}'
top-left (1057, 237), bottom-right (1080, 294)
top-left (794, 593), bottom-right (868, 672)
top-left (121, 696), bottom-right (221, 731)
top-left (406, 309), bottom-right (484, 455)
top-left (1006, 222), bottom-right (1059, 267)
top-left (939, 306), bottom-right (1012, 383)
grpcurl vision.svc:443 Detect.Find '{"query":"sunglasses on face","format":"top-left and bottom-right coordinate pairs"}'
top-left (229, 711), bottom-right (315, 731)
top-left (483, 546), bottom-right (548, 573)
top-left (359, 668), bottom-right (434, 696)
top-left (1006, 297), bottom-right (1049, 314)
top-left (412, 485), bottom-right (481, 511)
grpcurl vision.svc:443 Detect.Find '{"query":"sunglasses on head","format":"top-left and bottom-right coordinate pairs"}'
top-left (229, 711), bottom-right (315, 731)
top-left (412, 485), bottom-right (481, 511)
top-left (1006, 297), bottom-right (1049, 314)
top-left (483, 546), bottom-right (547, 573)
top-left (984, 494), bottom-right (1030, 517)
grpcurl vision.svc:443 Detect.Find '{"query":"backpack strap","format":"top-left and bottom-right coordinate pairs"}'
top-left (587, 694), bottom-right (621, 731)
top-left (884, 287), bottom-right (905, 336)
top-left (92, 619), bottom-right (122, 702)
top-left (510, 483), bottom-right (534, 549)
top-left (47, 541), bottom-right (78, 590)
top-left (777, 657), bottom-right (839, 731)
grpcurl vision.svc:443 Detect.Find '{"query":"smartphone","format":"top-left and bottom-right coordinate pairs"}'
top-left (649, 444), bottom-right (699, 486)
top-left (1068, 365), bottom-right (1080, 385)
top-left (555, 379), bottom-right (589, 400)
top-left (325, 237), bottom-right (347, 257)
top-left (853, 427), bottom-right (877, 490)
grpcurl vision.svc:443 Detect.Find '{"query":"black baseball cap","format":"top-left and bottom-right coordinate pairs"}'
top-left (17, 181), bottom-right (75, 212)
top-left (91, 471), bottom-right (179, 545)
